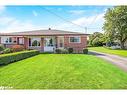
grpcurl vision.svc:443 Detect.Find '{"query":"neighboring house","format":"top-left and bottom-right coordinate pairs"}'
top-left (0, 29), bottom-right (87, 53)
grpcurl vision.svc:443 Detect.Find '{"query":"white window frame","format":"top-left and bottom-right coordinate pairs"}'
top-left (29, 37), bottom-right (41, 47)
top-left (69, 36), bottom-right (81, 43)
top-left (1, 36), bottom-right (17, 44)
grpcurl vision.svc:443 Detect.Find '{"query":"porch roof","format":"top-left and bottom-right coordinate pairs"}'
top-left (0, 29), bottom-right (87, 36)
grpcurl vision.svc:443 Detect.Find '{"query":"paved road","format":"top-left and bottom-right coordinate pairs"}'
top-left (89, 50), bottom-right (127, 72)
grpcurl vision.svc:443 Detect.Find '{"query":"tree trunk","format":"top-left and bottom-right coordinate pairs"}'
top-left (120, 41), bottom-right (125, 49)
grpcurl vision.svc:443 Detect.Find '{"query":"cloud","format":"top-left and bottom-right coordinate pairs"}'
top-left (0, 6), bottom-right (6, 14)
top-left (0, 16), bottom-right (14, 26)
top-left (0, 16), bottom-right (43, 33)
top-left (32, 10), bottom-right (38, 17)
top-left (69, 10), bottom-right (85, 15)
top-left (72, 12), bottom-right (105, 26)
top-left (55, 12), bottom-right (105, 33)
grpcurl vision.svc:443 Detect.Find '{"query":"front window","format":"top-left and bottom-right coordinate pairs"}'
top-left (69, 36), bottom-right (80, 43)
top-left (5, 37), bottom-right (17, 44)
top-left (29, 38), bottom-right (41, 47)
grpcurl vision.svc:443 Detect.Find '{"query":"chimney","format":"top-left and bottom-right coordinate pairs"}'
top-left (48, 28), bottom-right (51, 30)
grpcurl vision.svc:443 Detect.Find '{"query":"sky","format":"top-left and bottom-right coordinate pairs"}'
top-left (0, 6), bottom-right (112, 34)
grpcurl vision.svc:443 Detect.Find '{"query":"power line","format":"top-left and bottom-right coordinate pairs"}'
top-left (42, 7), bottom-right (102, 33)
top-left (88, 15), bottom-right (99, 27)
top-left (42, 7), bottom-right (86, 29)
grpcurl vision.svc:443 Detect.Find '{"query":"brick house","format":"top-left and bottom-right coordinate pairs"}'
top-left (0, 29), bottom-right (87, 53)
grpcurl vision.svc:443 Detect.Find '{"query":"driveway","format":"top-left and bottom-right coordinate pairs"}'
top-left (89, 50), bottom-right (127, 72)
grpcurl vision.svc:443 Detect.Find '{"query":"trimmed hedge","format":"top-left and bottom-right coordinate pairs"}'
top-left (0, 50), bottom-right (39, 65)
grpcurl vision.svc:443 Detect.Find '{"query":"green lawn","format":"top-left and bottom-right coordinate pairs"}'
top-left (89, 47), bottom-right (127, 57)
top-left (0, 54), bottom-right (127, 89)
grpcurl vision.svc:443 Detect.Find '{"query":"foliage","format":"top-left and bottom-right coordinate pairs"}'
top-left (83, 48), bottom-right (88, 54)
top-left (89, 32), bottom-right (105, 46)
top-left (55, 48), bottom-right (68, 54)
top-left (103, 6), bottom-right (127, 49)
top-left (0, 44), bottom-right (5, 51)
top-left (11, 45), bottom-right (25, 52)
top-left (0, 50), bottom-right (39, 65)
top-left (68, 48), bottom-right (73, 53)
top-left (3, 48), bottom-right (12, 54)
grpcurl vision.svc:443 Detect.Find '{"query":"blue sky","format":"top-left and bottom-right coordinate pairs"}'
top-left (0, 6), bottom-right (112, 34)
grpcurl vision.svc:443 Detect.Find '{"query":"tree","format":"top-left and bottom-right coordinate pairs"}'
top-left (89, 32), bottom-right (105, 46)
top-left (103, 6), bottom-right (127, 49)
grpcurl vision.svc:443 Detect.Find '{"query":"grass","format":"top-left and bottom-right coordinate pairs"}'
top-left (89, 47), bottom-right (127, 57)
top-left (0, 54), bottom-right (127, 89)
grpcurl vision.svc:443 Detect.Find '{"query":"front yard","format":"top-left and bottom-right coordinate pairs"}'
top-left (0, 54), bottom-right (127, 89)
top-left (89, 47), bottom-right (127, 57)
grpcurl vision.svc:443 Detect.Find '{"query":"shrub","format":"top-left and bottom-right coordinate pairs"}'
top-left (55, 48), bottom-right (61, 54)
top-left (83, 48), bottom-right (88, 54)
top-left (3, 48), bottom-right (12, 54)
top-left (11, 45), bottom-right (25, 52)
top-left (0, 50), bottom-right (39, 65)
top-left (61, 49), bottom-right (68, 54)
top-left (68, 48), bottom-right (73, 53)
top-left (0, 44), bottom-right (5, 51)
top-left (55, 48), bottom-right (68, 54)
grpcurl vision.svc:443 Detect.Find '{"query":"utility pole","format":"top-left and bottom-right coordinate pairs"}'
top-left (85, 27), bottom-right (87, 34)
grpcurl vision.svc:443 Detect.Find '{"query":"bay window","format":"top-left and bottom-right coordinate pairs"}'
top-left (29, 38), bottom-right (41, 47)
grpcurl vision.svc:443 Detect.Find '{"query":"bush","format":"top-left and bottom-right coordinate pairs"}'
top-left (11, 45), bottom-right (25, 52)
top-left (0, 44), bottom-right (5, 51)
top-left (83, 48), bottom-right (88, 54)
top-left (0, 50), bottom-right (39, 65)
top-left (68, 48), bottom-right (73, 53)
top-left (55, 48), bottom-right (61, 54)
top-left (55, 48), bottom-right (68, 54)
top-left (3, 48), bottom-right (12, 54)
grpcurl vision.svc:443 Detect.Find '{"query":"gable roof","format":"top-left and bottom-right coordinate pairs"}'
top-left (0, 29), bottom-right (86, 36)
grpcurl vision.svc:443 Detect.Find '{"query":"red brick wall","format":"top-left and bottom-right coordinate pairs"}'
top-left (24, 37), bottom-right (29, 49)
top-left (64, 35), bottom-right (87, 53)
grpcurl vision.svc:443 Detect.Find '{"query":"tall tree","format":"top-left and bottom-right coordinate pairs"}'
top-left (89, 32), bottom-right (105, 46)
top-left (103, 6), bottom-right (127, 49)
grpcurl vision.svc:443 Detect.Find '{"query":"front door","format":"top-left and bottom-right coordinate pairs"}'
top-left (44, 37), bottom-right (55, 52)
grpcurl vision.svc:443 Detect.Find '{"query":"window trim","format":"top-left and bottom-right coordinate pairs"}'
top-left (29, 37), bottom-right (41, 47)
top-left (69, 36), bottom-right (81, 43)
top-left (5, 37), bottom-right (17, 44)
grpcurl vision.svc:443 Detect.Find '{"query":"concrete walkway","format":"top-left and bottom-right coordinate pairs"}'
top-left (89, 50), bottom-right (127, 72)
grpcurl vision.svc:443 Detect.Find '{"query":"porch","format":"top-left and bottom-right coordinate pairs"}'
top-left (28, 36), bottom-right (64, 52)
top-left (1, 36), bottom-right (64, 52)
